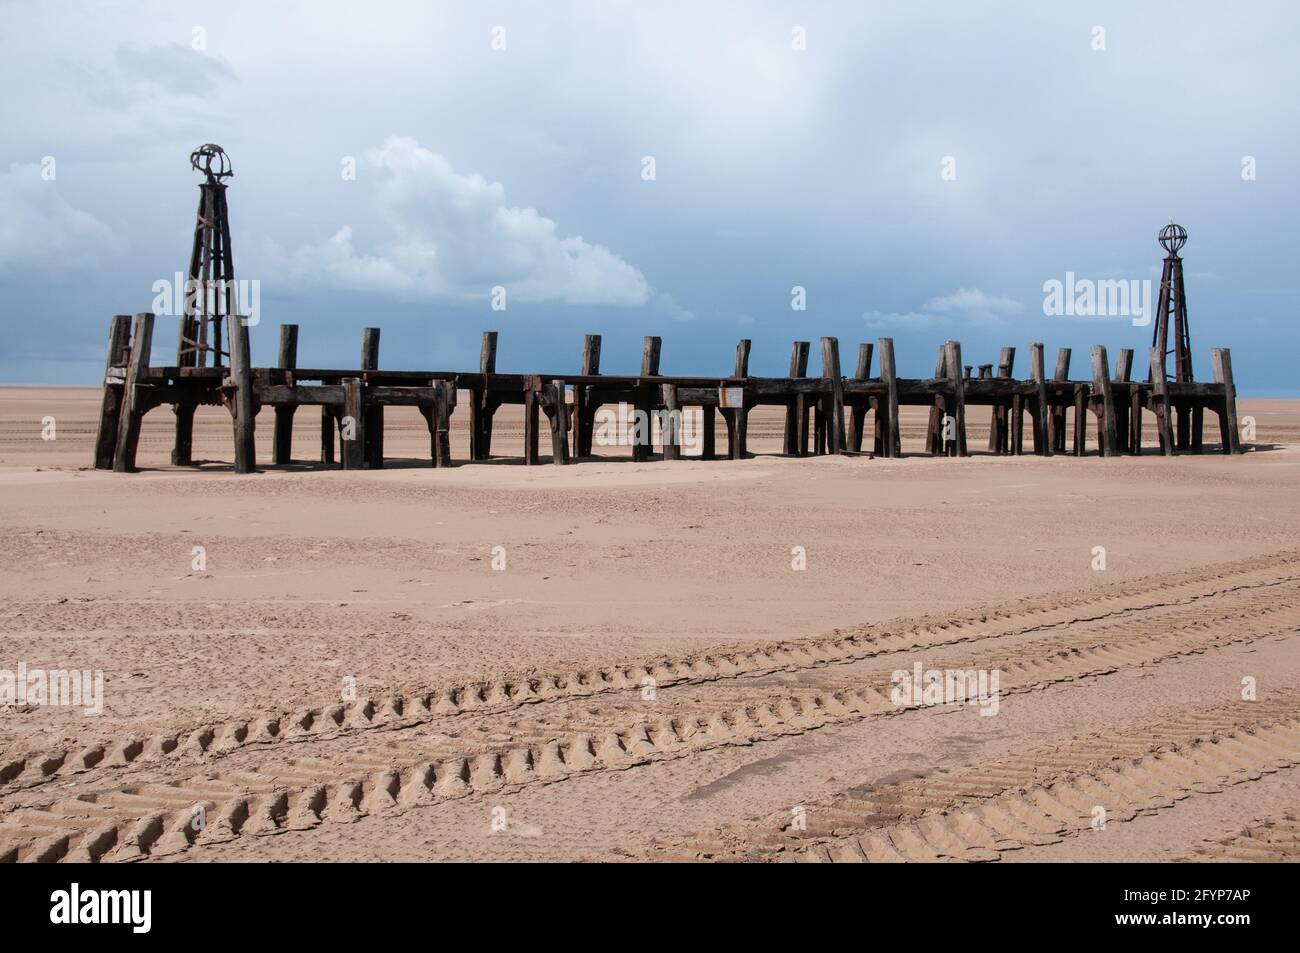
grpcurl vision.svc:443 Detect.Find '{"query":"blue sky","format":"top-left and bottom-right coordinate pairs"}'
top-left (2, 1), bottom-right (1297, 393)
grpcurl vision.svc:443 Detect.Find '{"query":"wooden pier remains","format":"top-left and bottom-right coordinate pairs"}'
top-left (92, 320), bottom-right (1245, 473)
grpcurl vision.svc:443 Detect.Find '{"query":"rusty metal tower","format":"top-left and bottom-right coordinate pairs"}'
top-left (1151, 222), bottom-right (1194, 449)
top-left (172, 144), bottom-right (237, 464)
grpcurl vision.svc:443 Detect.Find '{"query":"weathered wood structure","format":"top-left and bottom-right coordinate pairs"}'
top-left (92, 321), bottom-right (1244, 473)
top-left (92, 149), bottom-right (1243, 473)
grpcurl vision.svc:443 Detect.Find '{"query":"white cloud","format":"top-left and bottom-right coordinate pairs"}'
top-left (286, 137), bottom-right (649, 306)
top-left (0, 163), bottom-right (121, 271)
top-left (864, 287), bottom-right (1023, 330)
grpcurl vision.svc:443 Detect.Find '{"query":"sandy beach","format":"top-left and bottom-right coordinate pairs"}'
top-left (1, 386), bottom-right (1298, 862)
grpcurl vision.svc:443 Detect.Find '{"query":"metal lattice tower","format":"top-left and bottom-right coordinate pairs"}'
top-left (178, 144), bottom-right (236, 370)
top-left (1151, 222), bottom-right (1194, 448)
top-left (171, 144), bottom-right (236, 466)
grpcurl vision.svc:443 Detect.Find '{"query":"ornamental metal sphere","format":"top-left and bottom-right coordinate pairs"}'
top-left (190, 144), bottom-right (233, 180)
top-left (1158, 222), bottom-right (1187, 254)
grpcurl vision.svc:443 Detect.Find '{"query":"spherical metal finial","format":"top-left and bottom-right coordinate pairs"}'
top-left (1158, 222), bottom-right (1187, 255)
top-left (190, 144), bottom-right (233, 181)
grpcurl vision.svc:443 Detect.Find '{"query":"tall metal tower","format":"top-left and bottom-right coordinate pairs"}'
top-left (173, 144), bottom-right (237, 465)
top-left (1151, 222), bottom-right (1194, 449)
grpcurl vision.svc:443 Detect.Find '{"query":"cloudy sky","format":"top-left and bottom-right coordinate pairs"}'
top-left (2, 1), bottom-right (1297, 392)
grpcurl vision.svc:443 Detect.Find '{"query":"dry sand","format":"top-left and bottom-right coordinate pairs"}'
top-left (1, 386), bottom-right (1298, 862)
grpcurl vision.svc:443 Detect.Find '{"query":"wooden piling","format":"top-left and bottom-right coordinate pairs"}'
top-left (641, 336), bottom-right (662, 376)
top-left (1051, 348), bottom-right (1071, 454)
top-left (524, 382), bottom-right (541, 465)
top-left (725, 339), bottom-right (751, 459)
top-left (573, 333), bottom-right (601, 457)
top-left (634, 337), bottom-right (661, 462)
top-left (170, 312), bottom-right (198, 465)
top-left (1212, 347), bottom-right (1242, 454)
top-left (340, 377), bottom-right (365, 469)
top-left (545, 379), bottom-right (570, 465)
top-left (1113, 347), bottom-right (1134, 454)
top-left (435, 381), bottom-right (455, 467)
top-left (701, 405), bottom-right (717, 460)
top-left (735, 339), bottom-right (751, 377)
top-left (878, 337), bottom-right (900, 458)
top-left (990, 347), bottom-right (1015, 454)
top-left (1149, 348), bottom-right (1176, 456)
top-left (471, 331), bottom-right (498, 460)
top-left (93, 315), bottom-right (132, 470)
top-left (320, 407), bottom-right (335, 465)
top-left (661, 383), bottom-right (681, 461)
top-left (848, 342), bottom-right (873, 452)
top-left (783, 341), bottom-right (810, 456)
top-left (111, 313), bottom-right (155, 473)
top-left (360, 327), bottom-right (383, 469)
top-left (821, 337), bottom-right (846, 454)
top-left (273, 324), bottom-right (299, 465)
top-left (1030, 343), bottom-right (1051, 456)
top-left (1073, 387), bottom-right (1088, 455)
top-left (926, 344), bottom-right (948, 455)
top-left (1091, 345), bottom-right (1118, 457)
top-left (229, 316), bottom-right (257, 474)
top-left (944, 340), bottom-right (968, 456)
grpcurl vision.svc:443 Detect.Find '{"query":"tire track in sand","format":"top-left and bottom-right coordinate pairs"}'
top-left (1, 584), bottom-right (1296, 862)
top-left (654, 696), bottom-right (1300, 862)
top-left (4, 549), bottom-right (1299, 794)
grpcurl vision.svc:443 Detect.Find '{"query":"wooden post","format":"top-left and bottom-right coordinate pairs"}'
top-left (926, 344), bottom-right (948, 455)
top-left (1114, 348), bottom-right (1134, 382)
top-left (702, 405), bottom-right (717, 460)
top-left (1091, 345), bottom-right (1118, 457)
top-left (321, 407), bottom-right (335, 466)
top-left (848, 342), bottom-right (873, 452)
top-left (1030, 343), bottom-right (1051, 456)
top-left (1212, 348), bottom-right (1242, 454)
top-left (523, 382), bottom-right (540, 465)
top-left (820, 337), bottom-right (845, 454)
top-left (273, 324), bottom-right (299, 465)
top-left (944, 340), bottom-right (968, 456)
top-left (228, 316), bottom-right (256, 474)
top-left (1149, 348), bottom-right (1175, 456)
top-left (783, 341), bottom-right (810, 456)
top-left (573, 333), bottom-right (601, 457)
top-left (1128, 386), bottom-right (1142, 454)
top-left (735, 339), bottom-right (751, 377)
top-left (1113, 347), bottom-right (1133, 454)
top-left (471, 330), bottom-right (498, 460)
top-left (171, 391), bottom-right (197, 465)
top-left (340, 377), bottom-right (365, 470)
top-left (112, 313), bottom-right (156, 473)
top-left (990, 347), bottom-right (1015, 454)
top-left (545, 379), bottom-right (570, 465)
top-left (641, 335), bottom-right (662, 376)
top-left (730, 391), bottom-right (749, 460)
top-left (632, 337), bottom-right (660, 462)
top-left (725, 339), bottom-right (752, 460)
top-left (360, 328), bottom-right (383, 469)
top-left (878, 338), bottom-right (900, 458)
top-left (435, 380), bottom-right (455, 467)
top-left (661, 383), bottom-right (681, 461)
top-left (170, 311), bottom-right (199, 465)
top-left (93, 314), bottom-right (132, 470)
top-left (1051, 347), bottom-right (1071, 454)
top-left (1073, 387), bottom-right (1088, 455)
